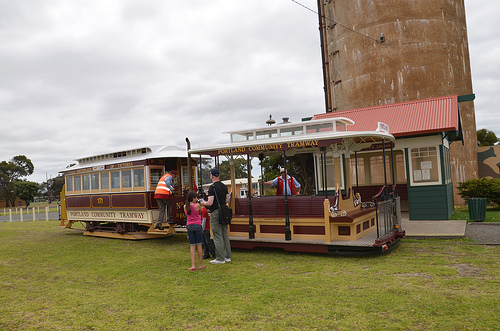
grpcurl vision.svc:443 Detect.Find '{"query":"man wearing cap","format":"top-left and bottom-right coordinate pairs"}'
top-left (261, 168), bottom-right (301, 195)
top-left (154, 169), bottom-right (177, 230)
top-left (199, 168), bottom-right (232, 264)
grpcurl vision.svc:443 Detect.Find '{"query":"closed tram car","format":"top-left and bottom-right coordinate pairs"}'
top-left (59, 145), bottom-right (199, 239)
top-left (189, 117), bottom-right (405, 255)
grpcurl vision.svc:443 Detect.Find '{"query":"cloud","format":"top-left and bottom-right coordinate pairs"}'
top-left (0, 0), bottom-right (497, 184)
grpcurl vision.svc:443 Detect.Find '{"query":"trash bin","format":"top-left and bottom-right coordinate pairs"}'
top-left (468, 198), bottom-right (487, 222)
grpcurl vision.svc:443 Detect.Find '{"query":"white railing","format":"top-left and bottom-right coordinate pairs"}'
top-left (1, 206), bottom-right (59, 222)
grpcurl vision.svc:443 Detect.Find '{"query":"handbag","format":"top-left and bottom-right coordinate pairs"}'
top-left (213, 184), bottom-right (232, 225)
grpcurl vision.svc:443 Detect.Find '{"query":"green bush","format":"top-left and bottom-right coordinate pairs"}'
top-left (457, 177), bottom-right (500, 205)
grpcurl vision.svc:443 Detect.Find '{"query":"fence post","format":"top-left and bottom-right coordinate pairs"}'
top-left (45, 207), bottom-right (49, 221)
top-left (9, 209), bottom-right (12, 222)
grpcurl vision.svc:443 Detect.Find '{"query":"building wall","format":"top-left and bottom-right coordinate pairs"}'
top-left (477, 146), bottom-right (500, 178)
top-left (319, 0), bottom-right (478, 204)
top-left (0, 197), bottom-right (26, 208)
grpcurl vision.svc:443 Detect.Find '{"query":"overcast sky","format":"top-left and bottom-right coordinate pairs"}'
top-left (1, 0), bottom-right (498, 183)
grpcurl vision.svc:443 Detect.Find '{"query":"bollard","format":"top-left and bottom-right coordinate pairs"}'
top-left (9, 209), bottom-right (12, 222)
top-left (20, 211), bottom-right (23, 222)
top-left (33, 208), bottom-right (36, 221)
top-left (45, 207), bottom-right (49, 221)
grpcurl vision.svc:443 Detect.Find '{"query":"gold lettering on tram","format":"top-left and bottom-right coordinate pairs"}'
top-left (288, 140), bottom-right (318, 148)
top-left (109, 162), bottom-right (134, 169)
top-left (217, 140), bottom-right (319, 155)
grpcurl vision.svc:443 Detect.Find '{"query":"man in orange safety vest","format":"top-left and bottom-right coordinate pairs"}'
top-left (154, 169), bottom-right (177, 230)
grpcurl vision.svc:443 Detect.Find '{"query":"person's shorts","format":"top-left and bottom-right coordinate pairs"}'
top-left (187, 224), bottom-right (203, 246)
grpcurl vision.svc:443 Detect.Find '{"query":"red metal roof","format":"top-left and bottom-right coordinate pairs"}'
top-left (311, 95), bottom-right (460, 137)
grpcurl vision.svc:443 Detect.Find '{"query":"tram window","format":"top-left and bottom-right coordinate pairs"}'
top-left (101, 172), bottom-right (109, 190)
top-left (316, 154), bottom-right (339, 191)
top-left (122, 170), bottom-right (131, 188)
top-left (111, 171), bottom-right (120, 189)
top-left (280, 127), bottom-right (303, 136)
top-left (91, 173), bottom-right (99, 190)
top-left (306, 123), bottom-right (333, 133)
top-left (369, 155), bottom-right (391, 184)
top-left (66, 176), bottom-right (73, 192)
top-left (350, 158), bottom-right (366, 185)
top-left (395, 153), bottom-right (406, 183)
top-left (256, 129), bottom-right (277, 140)
top-left (410, 147), bottom-right (439, 184)
top-left (134, 168), bottom-right (145, 187)
top-left (232, 132), bottom-right (254, 142)
top-left (336, 122), bottom-right (347, 132)
top-left (82, 174), bottom-right (90, 190)
top-left (150, 168), bottom-right (163, 187)
top-left (74, 176), bottom-right (81, 191)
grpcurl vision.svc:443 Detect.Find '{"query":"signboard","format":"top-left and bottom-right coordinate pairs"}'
top-left (67, 209), bottom-right (151, 222)
top-left (212, 138), bottom-right (343, 156)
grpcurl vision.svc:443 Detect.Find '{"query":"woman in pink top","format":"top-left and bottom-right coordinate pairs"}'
top-left (184, 191), bottom-right (205, 271)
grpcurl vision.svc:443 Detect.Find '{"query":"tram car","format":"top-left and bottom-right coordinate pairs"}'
top-left (59, 145), bottom-right (200, 239)
top-left (189, 117), bottom-right (405, 255)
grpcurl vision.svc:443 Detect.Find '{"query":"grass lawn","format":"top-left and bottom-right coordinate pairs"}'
top-left (0, 221), bottom-right (499, 330)
top-left (450, 206), bottom-right (500, 222)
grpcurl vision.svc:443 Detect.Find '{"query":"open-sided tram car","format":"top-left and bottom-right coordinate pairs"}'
top-left (189, 117), bottom-right (405, 255)
top-left (59, 145), bottom-right (199, 239)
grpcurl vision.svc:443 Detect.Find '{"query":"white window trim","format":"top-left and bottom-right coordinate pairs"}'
top-left (408, 146), bottom-right (442, 186)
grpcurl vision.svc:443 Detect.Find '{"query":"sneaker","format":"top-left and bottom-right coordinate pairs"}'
top-left (209, 259), bottom-right (225, 264)
top-left (154, 223), bottom-right (164, 230)
top-left (225, 258), bottom-right (231, 262)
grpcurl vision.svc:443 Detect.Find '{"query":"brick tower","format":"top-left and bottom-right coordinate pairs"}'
top-left (317, 0), bottom-right (478, 203)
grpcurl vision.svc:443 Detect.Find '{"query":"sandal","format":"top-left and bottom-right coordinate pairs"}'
top-left (188, 267), bottom-right (196, 271)
top-left (198, 265), bottom-right (206, 270)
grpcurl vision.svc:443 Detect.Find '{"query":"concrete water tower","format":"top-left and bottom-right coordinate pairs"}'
top-left (317, 0), bottom-right (478, 202)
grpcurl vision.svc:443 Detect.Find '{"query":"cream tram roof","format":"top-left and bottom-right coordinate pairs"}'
top-left (189, 117), bottom-right (395, 157)
top-left (61, 145), bottom-right (189, 173)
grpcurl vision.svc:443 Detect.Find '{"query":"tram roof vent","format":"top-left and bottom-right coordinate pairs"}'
top-left (278, 117), bottom-right (291, 125)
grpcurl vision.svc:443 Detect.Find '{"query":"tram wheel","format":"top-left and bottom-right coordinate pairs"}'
top-left (85, 221), bottom-right (97, 232)
top-left (116, 222), bottom-right (127, 234)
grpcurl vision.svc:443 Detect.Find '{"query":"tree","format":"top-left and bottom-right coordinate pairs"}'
top-left (477, 128), bottom-right (499, 146)
top-left (14, 181), bottom-right (40, 208)
top-left (218, 158), bottom-right (248, 181)
top-left (40, 175), bottom-right (65, 203)
top-left (198, 159), bottom-right (212, 187)
top-left (0, 155), bottom-right (34, 207)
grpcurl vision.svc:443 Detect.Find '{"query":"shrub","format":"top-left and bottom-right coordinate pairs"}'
top-left (457, 177), bottom-right (500, 205)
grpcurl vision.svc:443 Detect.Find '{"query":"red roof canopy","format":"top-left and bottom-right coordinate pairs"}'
top-left (311, 95), bottom-right (460, 138)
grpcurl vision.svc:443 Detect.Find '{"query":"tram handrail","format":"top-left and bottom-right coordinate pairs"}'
top-left (371, 185), bottom-right (388, 202)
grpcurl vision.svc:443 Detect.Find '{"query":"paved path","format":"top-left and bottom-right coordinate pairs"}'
top-left (464, 222), bottom-right (500, 244)
top-left (401, 212), bottom-right (500, 244)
